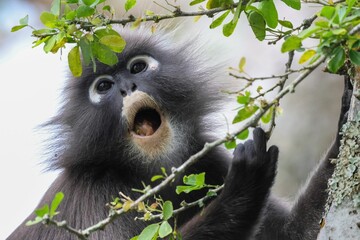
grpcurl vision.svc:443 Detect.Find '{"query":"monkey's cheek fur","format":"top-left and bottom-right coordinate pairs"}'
top-left (122, 91), bottom-right (172, 158)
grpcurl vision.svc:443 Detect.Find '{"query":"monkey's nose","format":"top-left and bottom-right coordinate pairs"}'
top-left (120, 83), bottom-right (137, 97)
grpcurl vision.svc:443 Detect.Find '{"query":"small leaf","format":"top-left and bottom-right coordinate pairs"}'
top-left (151, 175), bottom-right (164, 182)
top-left (43, 35), bottom-right (57, 53)
top-left (76, 5), bottom-right (95, 18)
top-left (247, 10), bottom-right (266, 41)
top-left (206, 0), bottom-right (234, 9)
top-left (261, 107), bottom-right (274, 124)
top-left (297, 26), bottom-right (321, 39)
top-left (138, 223), bottom-right (160, 240)
top-left (35, 204), bottom-right (50, 217)
top-left (299, 49), bottom-right (316, 64)
top-left (26, 216), bottom-right (43, 226)
top-left (237, 93), bottom-right (250, 105)
top-left (50, 192), bottom-right (64, 218)
top-left (225, 139), bottom-right (236, 149)
top-left (11, 25), bottom-right (27, 32)
top-left (123, 200), bottom-right (133, 212)
top-left (258, 0), bottom-right (278, 28)
top-left (238, 57), bottom-right (246, 72)
top-left (125, 0), bottom-right (137, 12)
top-left (190, 0), bottom-right (206, 6)
top-left (19, 15), bottom-right (29, 25)
top-left (82, 0), bottom-right (97, 6)
top-left (236, 128), bottom-right (249, 140)
top-left (50, 0), bottom-right (61, 15)
top-left (327, 46), bottom-right (345, 73)
top-left (99, 35), bottom-right (126, 53)
top-left (40, 12), bottom-right (57, 28)
top-left (183, 173), bottom-right (205, 186)
top-left (223, 19), bottom-right (238, 37)
top-left (159, 221), bottom-right (173, 238)
top-left (92, 42), bottom-right (118, 66)
top-left (281, 35), bottom-right (302, 53)
top-left (278, 19), bottom-right (293, 29)
top-left (349, 50), bottom-right (360, 66)
top-left (233, 105), bottom-right (259, 123)
top-left (68, 46), bottom-right (82, 77)
top-left (162, 201), bottom-right (173, 221)
top-left (210, 10), bottom-right (230, 29)
top-left (281, 0), bottom-right (301, 10)
top-left (319, 6), bottom-right (335, 20)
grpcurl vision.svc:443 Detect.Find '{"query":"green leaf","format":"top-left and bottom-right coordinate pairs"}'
top-left (35, 204), bottom-right (50, 217)
top-left (159, 221), bottom-right (173, 238)
top-left (349, 50), bottom-right (360, 66)
top-left (190, 0), bottom-right (206, 6)
top-left (99, 35), bottom-right (126, 53)
top-left (225, 139), bottom-right (236, 149)
top-left (125, 0), bottom-right (137, 11)
top-left (281, 35), bottom-right (302, 53)
top-left (19, 15), bottom-right (29, 25)
top-left (92, 42), bottom-right (118, 66)
top-left (233, 105), bottom-right (259, 123)
top-left (247, 10), bottom-right (266, 41)
top-left (299, 49), bottom-right (316, 64)
top-left (68, 46), bottom-right (83, 77)
top-left (40, 12), bottom-right (57, 28)
top-left (319, 6), bottom-right (335, 20)
top-left (297, 26), bottom-right (321, 39)
top-left (238, 57), bottom-right (246, 72)
top-left (138, 223), bottom-right (160, 240)
top-left (281, 0), bottom-right (301, 10)
top-left (210, 10), bottom-right (230, 29)
top-left (67, 0), bottom-right (79, 3)
top-left (332, 28), bottom-right (347, 35)
top-left (82, 0), bottom-right (97, 6)
top-left (76, 5), bottom-right (95, 17)
top-left (50, 0), bottom-right (61, 15)
top-left (222, 2), bottom-right (242, 37)
top-left (183, 173), bottom-right (205, 186)
top-left (236, 128), bottom-right (249, 140)
top-left (261, 107), bottom-right (274, 124)
top-left (43, 35), bottom-right (57, 53)
top-left (206, 0), bottom-right (233, 9)
top-left (237, 93), bottom-right (250, 105)
top-left (327, 47), bottom-right (345, 73)
top-left (258, 0), bottom-right (278, 28)
top-left (95, 28), bottom-right (121, 38)
top-left (162, 201), bottom-right (173, 221)
top-left (151, 175), bottom-right (164, 182)
top-left (11, 25), bottom-right (27, 32)
top-left (50, 192), bottom-right (64, 218)
top-left (26, 216), bottom-right (43, 226)
top-left (278, 20), bottom-right (293, 29)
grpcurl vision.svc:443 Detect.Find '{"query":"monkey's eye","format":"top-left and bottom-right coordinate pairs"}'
top-left (96, 80), bottom-right (114, 93)
top-left (130, 61), bottom-right (147, 74)
top-left (89, 75), bottom-right (114, 104)
top-left (127, 55), bottom-right (159, 74)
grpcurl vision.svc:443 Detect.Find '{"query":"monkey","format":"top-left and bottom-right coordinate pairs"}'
top-left (7, 26), bottom-right (351, 240)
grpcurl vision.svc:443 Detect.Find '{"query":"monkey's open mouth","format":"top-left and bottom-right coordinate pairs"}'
top-left (122, 91), bottom-right (172, 158)
top-left (133, 108), bottom-right (161, 137)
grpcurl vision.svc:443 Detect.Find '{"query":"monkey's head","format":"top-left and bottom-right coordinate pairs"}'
top-left (47, 27), bottom-right (226, 171)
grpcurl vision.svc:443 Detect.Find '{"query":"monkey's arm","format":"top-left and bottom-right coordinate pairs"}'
top-left (179, 128), bottom-right (279, 240)
top-left (258, 78), bottom-right (353, 240)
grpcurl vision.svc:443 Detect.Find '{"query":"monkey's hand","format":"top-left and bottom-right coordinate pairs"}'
top-left (221, 128), bottom-right (278, 208)
top-left (180, 128), bottom-right (278, 240)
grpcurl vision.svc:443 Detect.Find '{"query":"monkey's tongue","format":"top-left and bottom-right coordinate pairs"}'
top-left (134, 120), bottom-right (155, 136)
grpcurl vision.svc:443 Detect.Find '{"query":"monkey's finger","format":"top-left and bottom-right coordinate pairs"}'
top-left (253, 128), bottom-right (267, 155)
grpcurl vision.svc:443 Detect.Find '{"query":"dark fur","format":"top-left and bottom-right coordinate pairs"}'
top-left (8, 28), bottom-right (351, 240)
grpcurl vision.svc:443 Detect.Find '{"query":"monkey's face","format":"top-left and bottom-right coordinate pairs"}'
top-left (58, 30), bottom-right (220, 167)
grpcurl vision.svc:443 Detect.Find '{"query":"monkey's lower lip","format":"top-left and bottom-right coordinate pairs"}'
top-left (132, 108), bottom-right (162, 137)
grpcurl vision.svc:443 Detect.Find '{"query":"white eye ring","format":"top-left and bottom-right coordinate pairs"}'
top-left (127, 55), bottom-right (159, 73)
top-left (89, 75), bottom-right (114, 104)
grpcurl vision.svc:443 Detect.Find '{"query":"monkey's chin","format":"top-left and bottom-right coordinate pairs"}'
top-left (122, 91), bottom-right (172, 158)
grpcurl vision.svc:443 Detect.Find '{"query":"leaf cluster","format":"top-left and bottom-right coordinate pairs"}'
top-left (281, 0), bottom-right (360, 73)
